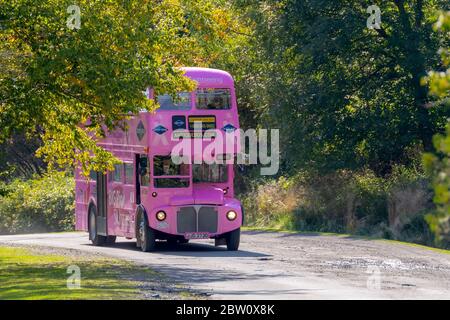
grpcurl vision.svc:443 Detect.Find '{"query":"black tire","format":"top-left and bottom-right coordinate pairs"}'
top-left (137, 211), bottom-right (156, 252)
top-left (226, 228), bottom-right (240, 251)
top-left (179, 238), bottom-right (189, 244)
top-left (89, 206), bottom-right (106, 246)
top-left (106, 236), bottom-right (116, 245)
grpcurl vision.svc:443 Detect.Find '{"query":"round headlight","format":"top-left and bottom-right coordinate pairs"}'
top-left (226, 210), bottom-right (237, 221)
top-left (156, 211), bottom-right (166, 221)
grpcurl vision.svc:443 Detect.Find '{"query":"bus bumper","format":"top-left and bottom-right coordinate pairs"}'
top-left (147, 199), bottom-right (242, 239)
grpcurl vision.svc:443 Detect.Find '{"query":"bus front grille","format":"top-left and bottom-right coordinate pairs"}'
top-left (198, 207), bottom-right (218, 233)
top-left (177, 207), bottom-right (196, 233)
top-left (177, 206), bottom-right (218, 234)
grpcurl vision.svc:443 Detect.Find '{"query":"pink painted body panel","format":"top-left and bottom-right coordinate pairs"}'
top-left (75, 68), bottom-right (242, 240)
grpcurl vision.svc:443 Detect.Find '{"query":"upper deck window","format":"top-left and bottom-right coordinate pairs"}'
top-left (196, 88), bottom-right (231, 110)
top-left (157, 92), bottom-right (191, 111)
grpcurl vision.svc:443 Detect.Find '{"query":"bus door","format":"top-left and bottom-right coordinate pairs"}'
top-left (136, 154), bottom-right (150, 205)
top-left (96, 172), bottom-right (108, 236)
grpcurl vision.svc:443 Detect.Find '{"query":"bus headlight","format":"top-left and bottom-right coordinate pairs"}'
top-left (156, 211), bottom-right (166, 221)
top-left (226, 210), bottom-right (237, 221)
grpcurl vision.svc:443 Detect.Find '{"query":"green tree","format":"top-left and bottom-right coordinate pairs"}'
top-left (229, 0), bottom-right (449, 175)
top-left (423, 11), bottom-right (450, 245)
top-left (0, 0), bottom-right (237, 174)
top-left (0, 134), bottom-right (45, 180)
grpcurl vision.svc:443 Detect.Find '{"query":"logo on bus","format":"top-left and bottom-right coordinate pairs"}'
top-left (153, 125), bottom-right (168, 135)
top-left (222, 124), bottom-right (236, 133)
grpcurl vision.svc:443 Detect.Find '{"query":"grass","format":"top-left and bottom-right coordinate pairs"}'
top-left (377, 239), bottom-right (450, 255)
top-left (0, 246), bottom-right (150, 300)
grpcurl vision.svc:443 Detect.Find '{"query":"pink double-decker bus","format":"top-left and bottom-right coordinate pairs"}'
top-left (75, 67), bottom-right (243, 251)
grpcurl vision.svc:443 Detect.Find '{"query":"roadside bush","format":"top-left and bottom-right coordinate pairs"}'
top-left (0, 171), bottom-right (74, 234)
top-left (240, 166), bottom-right (437, 247)
top-left (242, 176), bottom-right (302, 230)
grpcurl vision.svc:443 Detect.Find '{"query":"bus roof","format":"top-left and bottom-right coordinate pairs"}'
top-left (181, 67), bottom-right (235, 87)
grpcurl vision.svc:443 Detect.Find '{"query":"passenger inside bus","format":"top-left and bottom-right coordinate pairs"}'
top-left (151, 156), bottom-right (189, 188)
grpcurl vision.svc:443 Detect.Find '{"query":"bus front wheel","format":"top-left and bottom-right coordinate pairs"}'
top-left (88, 207), bottom-right (106, 246)
top-left (226, 228), bottom-right (240, 251)
top-left (137, 212), bottom-right (156, 252)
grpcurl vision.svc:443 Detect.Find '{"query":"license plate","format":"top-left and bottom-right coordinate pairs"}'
top-left (185, 232), bottom-right (210, 240)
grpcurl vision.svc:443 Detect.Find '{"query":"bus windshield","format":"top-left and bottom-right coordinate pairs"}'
top-left (196, 88), bottom-right (231, 110)
top-left (193, 163), bottom-right (228, 183)
top-left (153, 156), bottom-right (190, 188)
top-left (157, 92), bottom-right (191, 110)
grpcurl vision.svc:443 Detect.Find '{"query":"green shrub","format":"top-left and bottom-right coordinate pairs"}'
top-left (240, 166), bottom-right (438, 247)
top-left (0, 171), bottom-right (74, 234)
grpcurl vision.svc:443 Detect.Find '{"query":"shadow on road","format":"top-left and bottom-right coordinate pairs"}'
top-left (84, 240), bottom-right (271, 258)
top-left (82, 240), bottom-right (277, 287)
top-left (149, 263), bottom-right (284, 284)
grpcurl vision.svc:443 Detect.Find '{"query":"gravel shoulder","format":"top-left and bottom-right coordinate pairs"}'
top-left (0, 230), bottom-right (449, 299)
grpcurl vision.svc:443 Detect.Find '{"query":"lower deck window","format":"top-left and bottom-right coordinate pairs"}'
top-left (124, 163), bottom-right (134, 185)
top-left (193, 163), bottom-right (228, 183)
top-left (153, 156), bottom-right (189, 188)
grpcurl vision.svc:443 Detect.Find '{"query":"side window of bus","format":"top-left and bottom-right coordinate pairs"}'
top-left (196, 88), bottom-right (231, 110)
top-left (113, 164), bottom-right (122, 183)
top-left (124, 163), bottom-right (134, 185)
top-left (157, 92), bottom-right (191, 110)
top-left (139, 156), bottom-right (150, 187)
top-left (89, 170), bottom-right (97, 181)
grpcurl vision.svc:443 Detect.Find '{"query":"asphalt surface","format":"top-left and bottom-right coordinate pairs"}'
top-left (0, 231), bottom-right (449, 299)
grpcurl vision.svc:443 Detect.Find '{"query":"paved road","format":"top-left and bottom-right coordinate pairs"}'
top-left (1, 231), bottom-right (449, 299)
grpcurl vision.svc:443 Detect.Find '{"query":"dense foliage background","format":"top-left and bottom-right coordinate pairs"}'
top-left (0, 1), bottom-right (449, 247)
top-left (222, 1), bottom-right (450, 247)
